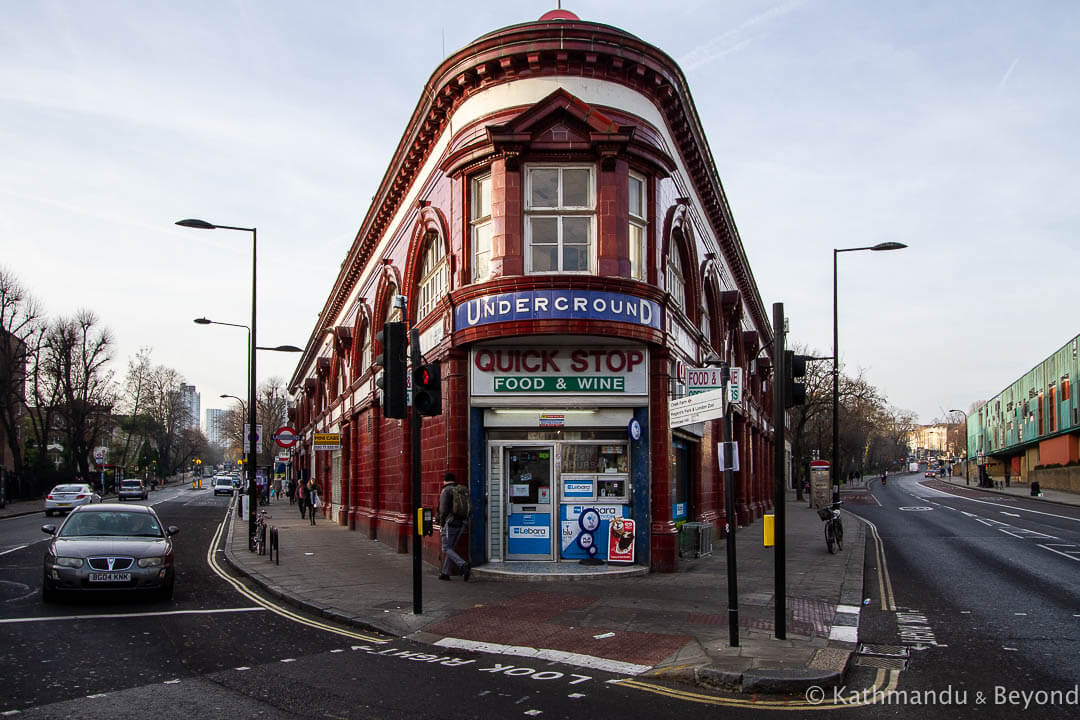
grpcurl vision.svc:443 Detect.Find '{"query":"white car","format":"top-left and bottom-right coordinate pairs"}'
top-left (44, 483), bottom-right (101, 516)
top-left (213, 476), bottom-right (235, 496)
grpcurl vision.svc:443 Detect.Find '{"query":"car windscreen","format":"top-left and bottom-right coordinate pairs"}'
top-left (52, 485), bottom-right (85, 493)
top-left (60, 511), bottom-right (164, 538)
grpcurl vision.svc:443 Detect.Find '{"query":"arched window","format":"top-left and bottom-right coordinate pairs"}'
top-left (701, 305), bottom-right (713, 351)
top-left (356, 322), bottom-right (369, 381)
top-left (470, 174), bottom-right (492, 282)
top-left (667, 240), bottom-right (686, 313)
top-left (417, 231), bottom-right (448, 319)
top-left (629, 172), bottom-right (647, 280)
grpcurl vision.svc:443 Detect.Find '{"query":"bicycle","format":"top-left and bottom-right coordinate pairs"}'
top-left (253, 509), bottom-right (271, 555)
top-left (818, 501), bottom-right (844, 554)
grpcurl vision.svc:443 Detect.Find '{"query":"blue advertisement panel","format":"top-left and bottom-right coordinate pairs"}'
top-left (507, 513), bottom-right (552, 556)
top-left (559, 504), bottom-right (629, 560)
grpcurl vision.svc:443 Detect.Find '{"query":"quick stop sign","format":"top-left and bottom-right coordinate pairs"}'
top-left (274, 426), bottom-right (298, 448)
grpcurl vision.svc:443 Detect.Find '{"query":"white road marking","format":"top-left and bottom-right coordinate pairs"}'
top-left (435, 637), bottom-right (652, 675)
top-left (163, 679), bottom-right (181, 684)
top-left (1037, 544), bottom-right (1080, 562)
top-left (568, 693), bottom-right (586, 698)
top-left (0, 545), bottom-right (28, 557)
top-left (0, 607), bottom-right (265, 625)
top-left (86, 693), bottom-right (108, 698)
top-left (524, 711), bottom-right (543, 716)
top-left (1014, 613), bottom-right (1027, 616)
top-left (280, 658), bottom-right (296, 663)
top-left (836, 604), bottom-right (862, 616)
top-left (1001, 512), bottom-right (1020, 517)
top-left (829, 625), bottom-right (858, 643)
top-left (235, 667), bottom-right (251, 671)
top-left (919, 482), bottom-right (1080, 523)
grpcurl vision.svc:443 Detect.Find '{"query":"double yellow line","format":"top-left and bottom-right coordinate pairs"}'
top-left (205, 510), bottom-right (387, 643)
top-left (863, 517), bottom-right (896, 611)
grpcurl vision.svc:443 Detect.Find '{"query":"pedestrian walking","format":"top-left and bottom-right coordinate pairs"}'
top-left (297, 481), bottom-right (307, 519)
top-left (307, 480), bottom-right (320, 526)
top-left (436, 472), bottom-right (470, 581)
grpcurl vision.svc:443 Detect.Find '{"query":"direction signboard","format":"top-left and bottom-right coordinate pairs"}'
top-left (669, 387), bottom-right (726, 427)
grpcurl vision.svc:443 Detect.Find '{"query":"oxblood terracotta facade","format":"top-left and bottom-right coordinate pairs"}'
top-left (288, 13), bottom-right (777, 572)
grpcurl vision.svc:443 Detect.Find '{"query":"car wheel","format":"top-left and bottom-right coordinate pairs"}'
top-left (44, 509), bottom-right (52, 517)
top-left (158, 580), bottom-right (174, 602)
top-left (42, 578), bottom-right (57, 603)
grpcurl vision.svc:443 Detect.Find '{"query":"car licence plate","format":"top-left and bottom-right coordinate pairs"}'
top-left (88, 572), bottom-right (131, 582)
top-left (57, 503), bottom-right (70, 507)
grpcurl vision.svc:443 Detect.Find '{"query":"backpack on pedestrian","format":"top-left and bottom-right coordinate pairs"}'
top-left (450, 484), bottom-right (470, 524)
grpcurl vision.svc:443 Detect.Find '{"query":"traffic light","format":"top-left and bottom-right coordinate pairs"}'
top-left (784, 350), bottom-right (809, 408)
top-left (412, 361), bottom-right (442, 416)
top-left (374, 322), bottom-right (407, 418)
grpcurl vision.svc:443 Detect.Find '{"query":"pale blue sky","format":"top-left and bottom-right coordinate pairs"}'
top-left (2, 1), bottom-right (1077, 424)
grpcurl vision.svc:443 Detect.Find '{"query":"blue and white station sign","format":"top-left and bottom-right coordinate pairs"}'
top-left (456, 289), bottom-right (662, 331)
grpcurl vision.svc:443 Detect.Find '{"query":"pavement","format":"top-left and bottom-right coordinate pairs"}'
top-left (220, 491), bottom-right (866, 696)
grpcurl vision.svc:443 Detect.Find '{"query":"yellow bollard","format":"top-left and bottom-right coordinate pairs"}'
top-left (763, 513), bottom-right (775, 547)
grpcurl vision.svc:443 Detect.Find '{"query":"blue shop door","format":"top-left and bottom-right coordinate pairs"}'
top-left (505, 446), bottom-right (554, 560)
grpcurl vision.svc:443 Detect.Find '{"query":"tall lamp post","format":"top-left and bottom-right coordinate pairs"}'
top-left (179, 219), bottom-right (258, 546)
top-left (833, 242), bottom-right (907, 496)
top-left (950, 409), bottom-right (969, 485)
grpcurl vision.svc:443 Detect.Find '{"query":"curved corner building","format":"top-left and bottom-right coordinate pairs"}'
top-left (288, 9), bottom-right (778, 573)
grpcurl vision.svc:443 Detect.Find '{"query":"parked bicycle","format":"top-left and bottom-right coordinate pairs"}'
top-left (253, 509), bottom-right (271, 555)
top-left (818, 501), bottom-right (844, 554)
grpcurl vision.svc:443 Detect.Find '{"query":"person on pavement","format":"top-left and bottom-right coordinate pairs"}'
top-left (306, 479), bottom-right (319, 525)
top-left (436, 472), bottom-right (470, 581)
top-left (297, 480), bottom-right (307, 519)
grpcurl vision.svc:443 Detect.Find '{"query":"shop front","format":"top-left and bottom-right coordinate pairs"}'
top-left (471, 341), bottom-right (650, 565)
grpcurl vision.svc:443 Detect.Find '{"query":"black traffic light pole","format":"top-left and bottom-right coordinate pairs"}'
top-left (410, 328), bottom-right (423, 615)
top-left (773, 302), bottom-right (787, 640)
top-left (721, 364), bottom-right (739, 648)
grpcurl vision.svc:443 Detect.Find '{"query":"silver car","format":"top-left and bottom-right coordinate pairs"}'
top-left (117, 479), bottom-right (149, 501)
top-left (41, 504), bottom-right (178, 601)
top-left (44, 483), bottom-right (101, 516)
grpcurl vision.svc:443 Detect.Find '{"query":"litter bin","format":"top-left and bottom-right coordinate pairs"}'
top-left (763, 514), bottom-right (775, 547)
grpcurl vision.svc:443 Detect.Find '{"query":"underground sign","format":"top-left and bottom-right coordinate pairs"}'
top-left (274, 426), bottom-right (298, 448)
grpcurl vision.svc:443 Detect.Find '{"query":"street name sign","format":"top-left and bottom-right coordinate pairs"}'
top-left (669, 387), bottom-right (726, 427)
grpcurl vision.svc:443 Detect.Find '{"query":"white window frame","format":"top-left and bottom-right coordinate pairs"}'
top-left (667, 243), bottom-right (686, 312)
top-left (524, 164), bottom-right (596, 275)
top-left (470, 174), bottom-right (492, 282)
top-left (417, 231), bottom-right (448, 319)
top-left (629, 172), bottom-right (647, 280)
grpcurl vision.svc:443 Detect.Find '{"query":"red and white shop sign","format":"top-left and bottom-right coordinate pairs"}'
top-left (470, 346), bottom-right (648, 396)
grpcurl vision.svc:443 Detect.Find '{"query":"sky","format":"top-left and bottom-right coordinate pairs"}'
top-left (2, 0), bottom-right (1078, 427)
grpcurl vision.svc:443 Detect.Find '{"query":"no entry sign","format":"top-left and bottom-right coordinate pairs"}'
top-left (274, 426), bottom-right (298, 448)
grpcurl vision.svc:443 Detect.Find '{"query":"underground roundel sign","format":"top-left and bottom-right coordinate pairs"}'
top-left (274, 426), bottom-right (298, 448)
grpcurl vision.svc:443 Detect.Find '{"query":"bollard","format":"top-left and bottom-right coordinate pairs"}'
top-left (763, 513), bottom-right (775, 547)
top-left (272, 527), bottom-right (280, 565)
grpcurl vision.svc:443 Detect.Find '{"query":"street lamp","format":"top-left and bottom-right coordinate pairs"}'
top-left (179, 219), bottom-right (258, 548)
top-left (832, 242), bottom-right (907, 497)
top-left (950, 409), bottom-right (969, 485)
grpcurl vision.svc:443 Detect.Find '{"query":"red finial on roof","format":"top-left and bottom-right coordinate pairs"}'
top-left (539, 8), bottom-right (580, 21)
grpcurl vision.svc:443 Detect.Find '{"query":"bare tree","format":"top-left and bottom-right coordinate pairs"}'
top-left (256, 377), bottom-right (289, 462)
top-left (144, 365), bottom-right (191, 476)
top-left (115, 347), bottom-right (156, 469)
top-left (44, 311), bottom-right (116, 480)
top-left (0, 268), bottom-right (46, 495)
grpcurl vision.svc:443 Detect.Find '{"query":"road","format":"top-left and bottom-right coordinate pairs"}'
top-left (846, 472), bottom-right (1080, 717)
top-left (3, 479), bottom-right (1078, 718)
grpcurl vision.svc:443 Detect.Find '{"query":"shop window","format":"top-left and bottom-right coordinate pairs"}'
top-left (470, 174), bottom-right (492, 282)
top-left (629, 172), bottom-right (647, 280)
top-left (417, 231), bottom-right (448, 319)
top-left (525, 165), bottom-right (595, 273)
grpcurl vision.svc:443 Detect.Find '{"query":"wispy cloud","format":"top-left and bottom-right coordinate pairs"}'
top-left (996, 56), bottom-right (1020, 93)
top-left (678, 1), bottom-right (805, 71)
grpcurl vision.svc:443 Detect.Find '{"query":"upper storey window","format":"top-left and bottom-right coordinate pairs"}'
top-left (470, 174), bottom-right (492, 282)
top-left (628, 172), bottom-right (647, 280)
top-left (417, 231), bottom-right (448, 319)
top-left (526, 166), bottom-right (595, 274)
top-left (667, 244), bottom-right (686, 312)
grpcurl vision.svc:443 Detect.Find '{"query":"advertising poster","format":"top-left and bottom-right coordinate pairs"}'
top-left (608, 517), bottom-right (636, 563)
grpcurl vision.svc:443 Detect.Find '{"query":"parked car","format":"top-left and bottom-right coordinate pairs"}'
top-left (213, 475), bottom-right (235, 496)
top-left (117, 479), bottom-right (149, 501)
top-left (44, 484), bottom-right (101, 516)
top-left (41, 504), bottom-right (177, 601)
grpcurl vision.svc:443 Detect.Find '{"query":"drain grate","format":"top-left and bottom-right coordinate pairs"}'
top-left (855, 655), bottom-right (908, 670)
top-left (859, 643), bottom-right (909, 658)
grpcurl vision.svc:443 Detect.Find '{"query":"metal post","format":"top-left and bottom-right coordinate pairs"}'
top-left (248, 228), bottom-right (258, 551)
top-left (722, 364), bottom-right (739, 647)
top-left (410, 329), bottom-right (423, 614)
top-left (772, 302), bottom-right (787, 639)
top-left (832, 249), bottom-right (840, 500)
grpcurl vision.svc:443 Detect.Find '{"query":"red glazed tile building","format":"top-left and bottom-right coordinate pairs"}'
top-left (288, 9), bottom-right (779, 573)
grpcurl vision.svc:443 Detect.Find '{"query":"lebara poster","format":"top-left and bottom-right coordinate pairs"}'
top-left (608, 517), bottom-right (636, 563)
